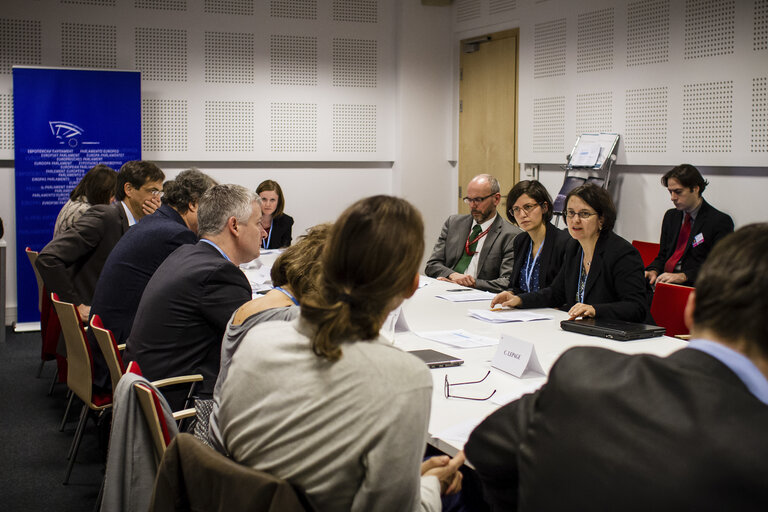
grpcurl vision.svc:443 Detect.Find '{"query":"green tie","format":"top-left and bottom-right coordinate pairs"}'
top-left (453, 224), bottom-right (483, 274)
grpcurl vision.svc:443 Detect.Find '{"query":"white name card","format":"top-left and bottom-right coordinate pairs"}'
top-left (491, 335), bottom-right (545, 378)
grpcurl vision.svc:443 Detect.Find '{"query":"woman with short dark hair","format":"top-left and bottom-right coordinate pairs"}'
top-left (256, 179), bottom-right (294, 249)
top-left (53, 164), bottom-right (117, 237)
top-left (493, 184), bottom-right (650, 323)
top-left (504, 180), bottom-right (570, 294)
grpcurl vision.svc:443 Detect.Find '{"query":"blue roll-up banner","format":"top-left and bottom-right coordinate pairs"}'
top-left (13, 67), bottom-right (141, 326)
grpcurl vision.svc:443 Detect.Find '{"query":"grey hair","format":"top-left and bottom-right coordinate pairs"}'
top-left (474, 174), bottom-right (500, 194)
top-left (197, 184), bottom-right (261, 237)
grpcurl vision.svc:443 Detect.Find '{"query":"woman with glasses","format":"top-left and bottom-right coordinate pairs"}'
top-left (256, 179), bottom-right (294, 249)
top-left (502, 180), bottom-right (570, 295)
top-left (217, 196), bottom-right (464, 511)
top-left (492, 184), bottom-right (651, 323)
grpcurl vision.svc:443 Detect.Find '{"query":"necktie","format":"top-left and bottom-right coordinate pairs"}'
top-left (664, 213), bottom-right (692, 274)
top-left (453, 224), bottom-right (483, 275)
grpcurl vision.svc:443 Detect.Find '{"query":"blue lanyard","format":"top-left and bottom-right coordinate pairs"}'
top-left (577, 249), bottom-right (587, 303)
top-left (274, 286), bottom-right (299, 306)
top-left (200, 239), bottom-right (231, 262)
top-left (523, 239), bottom-right (545, 292)
top-left (262, 218), bottom-right (274, 249)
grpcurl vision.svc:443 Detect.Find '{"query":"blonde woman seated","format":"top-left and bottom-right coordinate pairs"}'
top-left (492, 184), bottom-right (651, 323)
top-left (207, 223), bottom-right (330, 452)
top-left (218, 196), bottom-right (463, 511)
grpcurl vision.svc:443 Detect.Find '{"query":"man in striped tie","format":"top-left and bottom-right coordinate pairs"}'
top-left (645, 164), bottom-right (733, 287)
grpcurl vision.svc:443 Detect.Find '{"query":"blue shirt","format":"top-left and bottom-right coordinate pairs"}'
top-left (688, 338), bottom-right (768, 406)
top-left (200, 238), bottom-right (231, 262)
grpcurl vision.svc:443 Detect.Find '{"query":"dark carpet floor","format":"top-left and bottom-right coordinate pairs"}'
top-left (1, 327), bottom-right (104, 512)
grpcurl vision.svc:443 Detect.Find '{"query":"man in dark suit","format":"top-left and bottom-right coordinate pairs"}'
top-left (425, 174), bottom-right (521, 292)
top-left (87, 169), bottom-right (216, 390)
top-left (36, 161), bottom-right (165, 319)
top-left (465, 224), bottom-right (768, 511)
top-left (645, 164), bottom-right (733, 286)
top-left (125, 184), bottom-right (265, 405)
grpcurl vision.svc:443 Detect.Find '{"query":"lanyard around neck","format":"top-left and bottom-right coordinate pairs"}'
top-left (274, 286), bottom-right (299, 306)
top-left (464, 225), bottom-right (492, 256)
top-left (523, 238), bottom-right (545, 292)
top-left (262, 218), bottom-right (274, 249)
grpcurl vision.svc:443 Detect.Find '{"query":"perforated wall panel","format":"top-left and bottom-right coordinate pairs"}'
top-left (135, 27), bottom-right (188, 82)
top-left (333, 104), bottom-right (376, 152)
top-left (756, 0), bottom-right (768, 51)
top-left (532, 96), bottom-right (565, 153)
top-left (489, 0), bottom-right (516, 16)
top-left (682, 81), bottom-right (733, 152)
top-left (333, 0), bottom-right (377, 23)
top-left (0, 18), bottom-right (41, 74)
top-left (0, 93), bottom-right (13, 150)
top-left (205, 101), bottom-right (254, 152)
top-left (534, 19), bottom-right (566, 79)
top-left (271, 0), bottom-right (317, 20)
top-left (456, 0), bottom-right (481, 24)
top-left (625, 87), bottom-right (668, 153)
top-left (205, 31), bottom-right (254, 84)
top-left (271, 35), bottom-right (318, 86)
top-left (627, 0), bottom-right (669, 67)
top-left (684, 0), bottom-right (735, 60)
top-left (62, 0), bottom-right (116, 6)
top-left (270, 103), bottom-right (318, 152)
top-left (577, 8), bottom-right (614, 73)
top-left (204, 0), bottom-right (253, 16)
top-left (61, 23), bottom-right (117, 69)
top-left (752, 77), bottom-right (768, 152)
top-left (333, 38), bottom-right (376, 88)
top-left (135, 0), bottom-right (187, 11)
top-left (575, 91), bottom-right (613, 137)
top-left (142, 99), bottom-right (188, 152)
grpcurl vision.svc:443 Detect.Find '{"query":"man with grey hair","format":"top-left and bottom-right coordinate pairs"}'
top-left (426, 174), bottom-right (520, 292)
top-left (125, 184), bottom-right (265, 407)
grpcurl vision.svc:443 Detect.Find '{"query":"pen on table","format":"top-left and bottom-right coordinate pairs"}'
top-left (446, 288), bottom-right (471, 292)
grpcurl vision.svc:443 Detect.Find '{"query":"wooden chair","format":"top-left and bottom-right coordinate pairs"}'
top-left (50, 293), bottom-right (112, 485)
top-left (26, 247), bottom-right (61, 381)
top-left (631, 240), bottom-right (661, 268)
top-left (651, 282), bottom-right (694, 338)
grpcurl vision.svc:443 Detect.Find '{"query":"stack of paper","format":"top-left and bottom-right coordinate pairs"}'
top-left (468, 309), bottom-right (552, 323)
top-left (435, 290), bottom-right (495, 302)
top-left (415, 329), bottom-right (499, 349)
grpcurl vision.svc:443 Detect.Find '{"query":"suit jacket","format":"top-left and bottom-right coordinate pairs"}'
top-left (265, 213), bottom-right (294, 249)
top-left (425, 214), bottom-right (521, 292)
top-left (124, 242), bottom-right (251, 403)
top-left (518, 230), bottom-right (651, 323)
top-left (508, 222), bottom-right (571, 294)
top-left (36, 202), bottom-right (130, 306)
top-left (465, 347), bottom-right (768, 511)
top-left (87, 204), bottom-right (198, 390)
top-left (647, 199), bottom-right (734, 285)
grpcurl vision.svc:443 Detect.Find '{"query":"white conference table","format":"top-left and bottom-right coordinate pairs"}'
top-left (394, 277), bottom-right (688, 457)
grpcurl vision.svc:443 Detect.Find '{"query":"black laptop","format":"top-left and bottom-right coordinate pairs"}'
top-left (560, 318), bottom-right (665, 341)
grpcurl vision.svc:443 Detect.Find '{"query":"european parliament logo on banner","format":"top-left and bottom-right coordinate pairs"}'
top-left (13, 67), bottom-right (141, 327)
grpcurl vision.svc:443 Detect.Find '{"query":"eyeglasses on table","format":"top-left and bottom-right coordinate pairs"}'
top-left (444, 370), bottom-right (497, 401)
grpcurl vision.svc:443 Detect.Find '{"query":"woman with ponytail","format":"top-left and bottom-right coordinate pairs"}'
top-left (217, 196), bottom-right (463, 511)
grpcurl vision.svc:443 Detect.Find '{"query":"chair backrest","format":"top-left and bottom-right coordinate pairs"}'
top-left (134, 380), bottom-right (173, 465)
top-left (651, 282), bottom-right (694, 337)
top-left (25, 247), bottom-right (44, 312)
top-left (50, 293), bottom-right (94, 405)
top-left (632, 240), bottom-right (661, 268)
top-left (90, 315), bottom-right (125, 391)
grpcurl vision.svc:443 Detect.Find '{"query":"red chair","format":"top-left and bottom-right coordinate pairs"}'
top-left (651, 282), bottom-right (694, 338)
top-left (26, 247), bottom-right (62, 384)
top-left (632, 240), bottom-right (660, 268)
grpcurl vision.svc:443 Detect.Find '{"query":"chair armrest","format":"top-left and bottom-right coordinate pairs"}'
top-left (172, 408), bottom-right (196, 421)
top-left (117, 343), bottom-right (126, 351)
top-left (151, 374), bottom-right (204, 388)
top-left (674, 334), bottom-right (691, 341)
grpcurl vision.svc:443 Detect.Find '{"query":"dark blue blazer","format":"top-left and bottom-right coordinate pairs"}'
top-left (125, 241), bottom-right (251, 402)
top-left (646, 199), bottom-right (734, 285)
top-left (264, 214), bottom-right (294, 249)
top-left (508, 222), bottom-right (571, 294)
top-left (518, 231), bottom-right (651, 323)
top-left (87, 204), bottom-right (197, 389)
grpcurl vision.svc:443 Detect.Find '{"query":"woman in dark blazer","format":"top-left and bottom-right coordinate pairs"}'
top-left (256, 179), bottom-right (294, 249)
top-left (504, 180), bottom-right (570, 294)
top-left (492, 184), bottom-right (651, 323)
